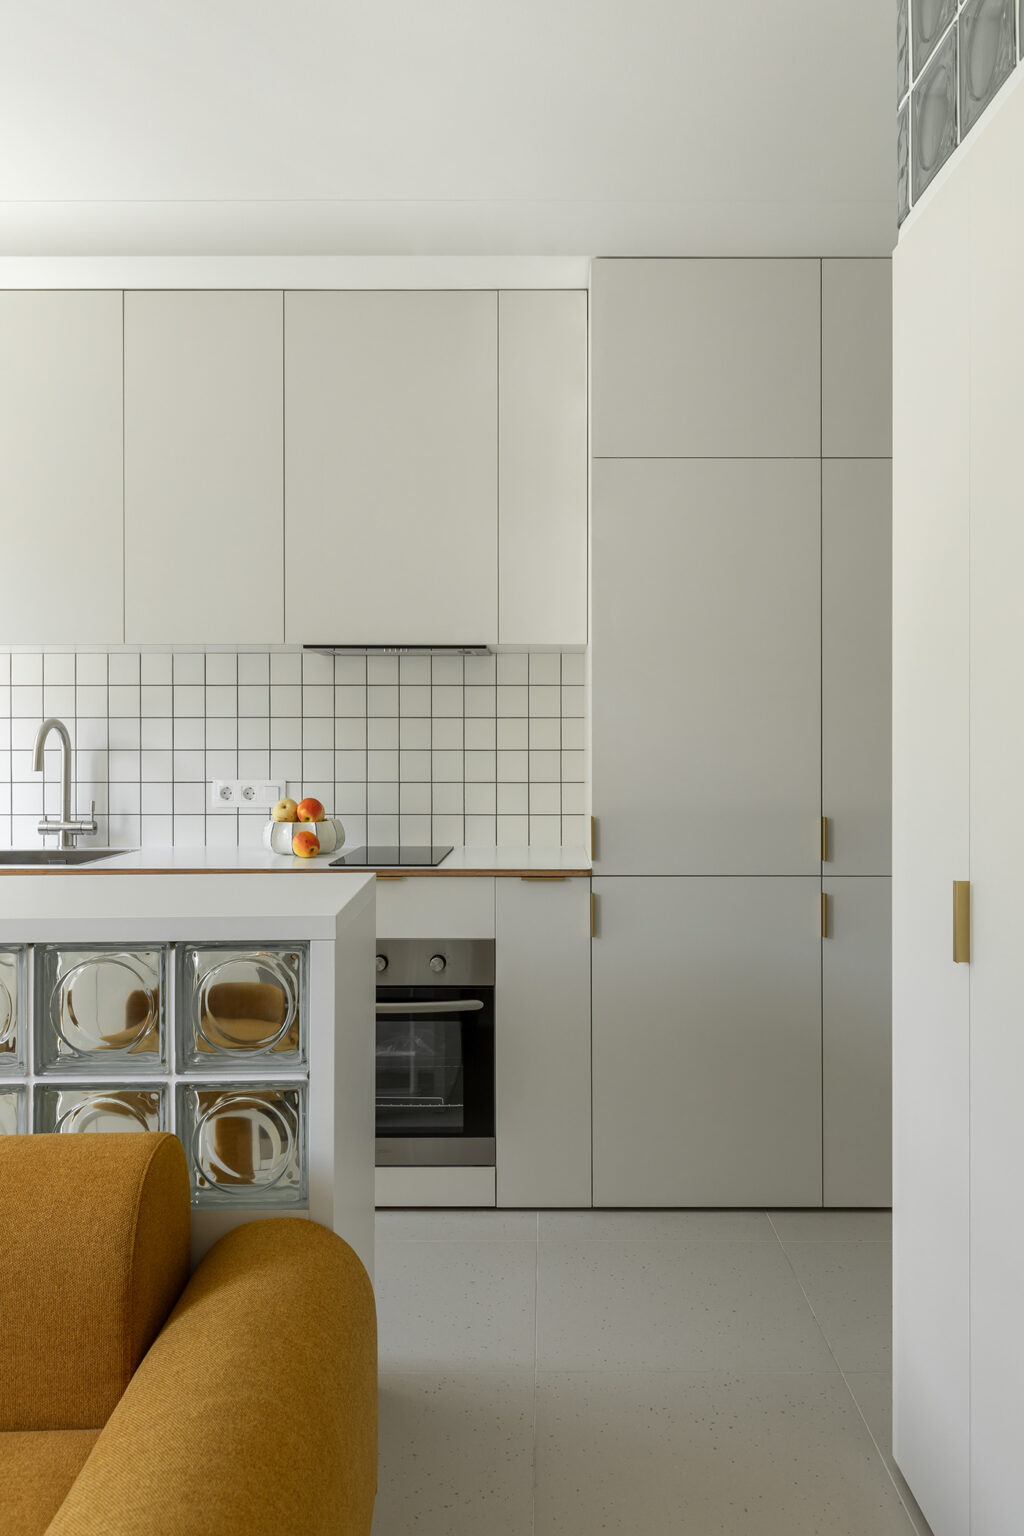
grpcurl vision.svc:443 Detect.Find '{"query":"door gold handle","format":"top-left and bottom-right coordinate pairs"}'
top-left (953, 881), bottom-right (971, 963)
top-left (821, 891), bottom-right (829, 939)
top-left (821, 816), bottom-right (829, 863)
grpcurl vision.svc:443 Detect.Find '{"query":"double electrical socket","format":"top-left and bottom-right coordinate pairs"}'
top-left (209, 779), bottom-right (284, 810)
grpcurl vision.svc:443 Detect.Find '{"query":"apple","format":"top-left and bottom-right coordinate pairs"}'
top-left (296, 797), bottom-right (325, 823)
top-left (272, 798), bottom-right (299, 823)
top-left (292, 829), bottom-right (320, 858)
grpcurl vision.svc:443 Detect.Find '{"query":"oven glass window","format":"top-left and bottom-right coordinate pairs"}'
top-left (376, 1014), bottom-right (465, 1135)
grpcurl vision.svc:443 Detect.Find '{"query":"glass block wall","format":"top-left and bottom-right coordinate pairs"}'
top-left (898, 0), bottom-right (1021, 224)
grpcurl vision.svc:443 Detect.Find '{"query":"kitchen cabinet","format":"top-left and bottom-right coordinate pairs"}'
top-left (822, 877), bottom-right (891, 1207)
top-left (497, 291), bottom-right (588, 647)
top-left (591, 876), bottom-right (823, 1208)
top-left (284, 291), bottom-right (497, 647)
top-left (822, 259), bottom-right (893, 458)
top-left (591, 457), bottom-right (821, 876)
top-left (822, 459), bottom-right (892, 876)
top-left (374, 876), bottom-right (495, 939)
top-left (590, 258), bottom-right (820, 458)
top-left (0, 292), bottom-right (123, 646)
top-left (892, 163), bottom-right (971, 1536)
top-left (495, 877), bottom-right (591, 1208)
top-left (123, 292), bottom-right (285, 645)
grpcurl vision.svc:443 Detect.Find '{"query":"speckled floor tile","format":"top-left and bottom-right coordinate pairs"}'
top-left (540, 1209), bottom-right (775, 1243)
top-left (536, 1239), bottom-right (834, 1372)
top-left (376, 1209), bottom-right (538, 1242)
top-left (376, 1238), bottom-right (537, 1371)
top-left (770, 1210), bottom-right (892, 1243)
top-left (533, 1370), bottom-right (918, 1535)
top-left (844, 1372), bottom-right (936, 1536)
top-left (372, 1369), bottom-right (535, 1536)
top-left (785, 1241), bottom-right (892, 1371)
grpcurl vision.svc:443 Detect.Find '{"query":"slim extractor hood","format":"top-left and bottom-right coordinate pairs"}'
top-left (303, 644), bottom-right (491, 658)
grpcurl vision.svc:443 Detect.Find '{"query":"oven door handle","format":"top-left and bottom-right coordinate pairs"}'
top-left (375, 1000), bottom-right (485, 1015)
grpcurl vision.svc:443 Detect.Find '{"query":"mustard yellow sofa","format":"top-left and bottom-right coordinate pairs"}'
top-left (0, 1133), bottom-right (377, 1536)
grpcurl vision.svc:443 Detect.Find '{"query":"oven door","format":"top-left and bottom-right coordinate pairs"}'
top-left (375, 984), bottom-right (495, 1167)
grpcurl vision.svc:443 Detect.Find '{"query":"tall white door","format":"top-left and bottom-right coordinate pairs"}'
top-left (591, 458), bottom-right (821, 875)
top-left (284, 291), bottom-right (497, 646)
top-left (592, 876), bottom-right (822, 1208)
top-left (123, 291), bottom-right (285, 645)
top-left (892, 161), bottom-right (972, 1536)
top-left (0, 292), bottom-right (123, 645)
top-left (966, 86), bottom-right (1024, 1536)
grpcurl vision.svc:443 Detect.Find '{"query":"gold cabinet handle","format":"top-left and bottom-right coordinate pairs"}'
top-left (520, 874), bottom-right (568, 882)
top-left (376, 874), bottom-right (407, 881)
top-left (590, 891), bottom-right (598, 938)
top-left (821, 891), bottom-right (829, 939)
top-left (821, 816), bottom-right (829, 863)
top-left (953, 880), bottom-right (971, 963)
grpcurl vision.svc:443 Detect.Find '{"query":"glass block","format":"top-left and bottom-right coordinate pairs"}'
top-left (177, 944), bottom-right (307, 1070)
top-left (960, 0), bottom-right (1017, 138)
top-left (0, 946), bottom-right (25, 1073)
top-left (34, 945), bottom-right (167, 1073)
top-left (0, 1086), bottom-right (25, 1135)
top-left (898, 0), bottom-right (910, 103)
top-left (178, 1083), bottom-right (306, 1207)
top-left (897, 101), bottom-right (911, 224)
top-left (34, 1085), bottom-right (166, 1134)
top-left (913, 28), bottom-right (959, 202)
top-left (914, 0), bottom-right (957, 77)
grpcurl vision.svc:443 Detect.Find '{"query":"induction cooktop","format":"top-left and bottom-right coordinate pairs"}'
top-left (329, 845), bottom-right (453, 868)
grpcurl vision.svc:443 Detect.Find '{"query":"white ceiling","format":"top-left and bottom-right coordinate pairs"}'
top-left (0, 1), bottom-right (896, 257)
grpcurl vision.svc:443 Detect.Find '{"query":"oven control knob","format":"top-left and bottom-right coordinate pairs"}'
top-left (375, 954), bottom-right (388, 973)
top-left (428, 953), bottom-right (447, 973)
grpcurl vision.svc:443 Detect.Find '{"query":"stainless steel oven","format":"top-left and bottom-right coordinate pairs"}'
top-left (375, 939), bottom-right (495, 1168)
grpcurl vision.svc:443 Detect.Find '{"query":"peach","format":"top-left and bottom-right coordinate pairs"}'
top-left (272, 798), bottom-right (299, 822)
top-left (292, 829), bottom-right (320, 858)
top-left (296, 797), bottom-right (325, 823)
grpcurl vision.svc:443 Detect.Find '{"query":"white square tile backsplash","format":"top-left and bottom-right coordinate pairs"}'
top-left (0, 650), bottom-right (589, 852)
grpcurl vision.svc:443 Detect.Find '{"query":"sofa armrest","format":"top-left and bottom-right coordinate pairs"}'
top-left (45, 1218), bottom-right (377, 1536)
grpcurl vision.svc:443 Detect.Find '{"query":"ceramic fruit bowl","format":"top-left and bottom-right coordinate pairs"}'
top-left (262, 817), bottom-right (345, 857)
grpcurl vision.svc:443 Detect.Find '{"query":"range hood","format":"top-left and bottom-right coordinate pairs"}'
top-left (304, 644), bottom-right (491, 658)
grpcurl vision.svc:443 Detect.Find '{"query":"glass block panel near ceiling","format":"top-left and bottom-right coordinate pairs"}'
top-left (34, 945), bottom-right (167, 1073)
top-left (0, 1087), bottom-right (25, 1135)
top-left (178, 1082), bottom-right (307, 1208)
top-left (34, 1085), bottom-right (166, 1134)
top-left (898, 101), bottom-right (912, 224)
top-left (914, 0), bottom-right (958, 76)
top-left (913, 28), bottom-right (959, 200)
top-left (0, 947), bottom-right (25, 1073)
top-left (177, 944), bottom-right (307, 1070)
top-left (960, 0), bottom-right (1017, 138)
top-left (898, 0), bottom-right (911, 103)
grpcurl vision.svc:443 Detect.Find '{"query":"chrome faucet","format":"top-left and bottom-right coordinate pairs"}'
top-left (33, 717), bottom-right (97, 850)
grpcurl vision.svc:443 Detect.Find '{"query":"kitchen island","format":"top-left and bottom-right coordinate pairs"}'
top-left (0, 870), bottom-right (376, 1273)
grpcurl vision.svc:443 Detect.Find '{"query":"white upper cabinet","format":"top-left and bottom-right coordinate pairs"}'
top-left (822, 459), bottom-right (892, 875)
top-left (123, 292), bottom-right (285, 646)
top-left (592, 457), bottom-right (821, 876)
top-left (822, 259), bottom-right (893, 458)
top-left (497, 291), bottom-right (588, 647)
top-left (590, 258), bottom-right (821, 457)
top-left (284, 291), bottom-right (497, 647)
top-left (0, 292), bottom-right (123, 646)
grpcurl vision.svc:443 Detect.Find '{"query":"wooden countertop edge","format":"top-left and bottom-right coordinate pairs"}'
top-left (0, 866), bottom-right (591, 879)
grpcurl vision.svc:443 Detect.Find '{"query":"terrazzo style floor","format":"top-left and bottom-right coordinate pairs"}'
top-left (372, 1208), bottom-right (934, 1536)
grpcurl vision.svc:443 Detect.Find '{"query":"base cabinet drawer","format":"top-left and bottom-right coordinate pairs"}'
top-left (375, 1166), bottom-right (496, 1208)
top-left (375, 877), bottom-right (495, 939)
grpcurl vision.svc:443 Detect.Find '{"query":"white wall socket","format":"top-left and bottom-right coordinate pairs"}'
top-left (210, 779), bottom-right (285, 810)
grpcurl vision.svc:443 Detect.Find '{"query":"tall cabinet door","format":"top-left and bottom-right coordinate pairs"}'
top-left (123, 292), bottom-right (285, 644)
top-left (891, 163), bottom-right (972, 1536)
top-left (967, 93), bottom-right (1024, 1536)
top-left (822, 460), bottom-right (892, 875)
top-left (592, 876), bottom-right (822, 1208)
top-left (0, 292), bottom-right (123, 645)
top-left (284, 291), bottom-right (497, 646)
top-left (592, 459), bottom-right (821, 875)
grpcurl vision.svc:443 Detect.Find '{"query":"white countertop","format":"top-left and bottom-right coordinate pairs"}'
top-left (0, 843), bottom-right (591, 877)
top-left (0, 869), bottom-right (376, 941)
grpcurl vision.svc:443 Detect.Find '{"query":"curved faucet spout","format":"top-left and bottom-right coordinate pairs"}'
top-left (32, 716), bottom-right (72, 774)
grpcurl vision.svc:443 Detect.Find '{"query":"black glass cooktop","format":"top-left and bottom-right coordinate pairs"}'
top-left (329, 845), bottom-right (453, 868)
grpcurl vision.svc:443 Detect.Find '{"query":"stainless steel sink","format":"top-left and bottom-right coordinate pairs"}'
top-left (0, 849), bottom-right (129, 867)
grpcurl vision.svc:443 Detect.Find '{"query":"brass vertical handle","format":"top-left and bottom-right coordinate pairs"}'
top-left (953, 881), bottom-right (971, 963)
top-left (590, 815), bottom-right (597, 861)
top-left (821, 891), bottom-right (829, 939)
top-left (590, 891), bottom-right (597, 938)
top-left (821, 816), bottom-right (829, 862)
